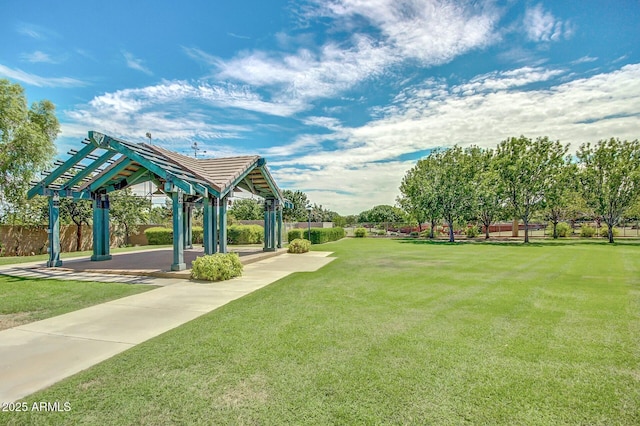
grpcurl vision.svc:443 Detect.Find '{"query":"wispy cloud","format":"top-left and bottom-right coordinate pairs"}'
top-left (523, 4), bottom-right (573, 42)
top-left (123, 51), bottom-right (153, 75)
top-left (185, 0), bottom-right (502, 116)
top-left (0, 64), bottom-right (86, 87)
top-left (20, 50), bottom-right (59, 64)
top-left (268, 64), bottom-right (640, 213)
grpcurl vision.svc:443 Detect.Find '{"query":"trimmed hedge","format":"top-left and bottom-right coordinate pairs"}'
top-left (144, 227), bottom-right (172, 245)
top-left (191, 253), bottom-right (243, 281)
top-left (288, 229), bottom-right (304, 242)
top-left (288, 238), bottom-right (311, 253)
top-left (144, 226), bottom-right (203, 245)
top-left (228, 224), bottom-right (263, 244)
top-left (288, 228), bottom-right (345, 244)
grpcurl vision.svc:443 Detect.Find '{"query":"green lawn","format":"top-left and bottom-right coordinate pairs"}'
top-left (8, 238), bottom-right (640, 425)
top-left (0, 275), bottom-right (156, 330)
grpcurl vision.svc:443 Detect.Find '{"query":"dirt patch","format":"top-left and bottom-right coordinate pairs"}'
top-left (0, 312), bottom-right (33, 331)
top-left (218, 375), bottom-right (269, 408)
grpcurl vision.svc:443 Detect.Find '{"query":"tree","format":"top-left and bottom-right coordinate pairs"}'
top-left (577, 138), bottom-right (640, 243)
top-left (432, 146), bottom-right (476, 243)
top-left (230, 198), bottom-right (263, 220)
top-left (282, 189), bottom-right (309, 222)
top-left (61, 199), bottom-right (92, 251)
top-left (464, 146), bottom-right (503, 239)
top-left (0, 79), bottom-right (59, 212)
top-left (495, 136), bottom-right (568, 243)
top-left (543, 162), bottom-right (579, 239)
top-left (109, 188), bottom-right (148, 246)
top-left (398, 155), bottom-right (442, 238)
top-left (358, 205), bottom-right (406, 224)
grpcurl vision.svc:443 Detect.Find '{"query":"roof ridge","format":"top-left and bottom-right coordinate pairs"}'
top-left (143, 143), bottom-right (216, 188)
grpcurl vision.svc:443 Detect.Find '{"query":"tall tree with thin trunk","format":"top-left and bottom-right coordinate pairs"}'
top-left (0, 79), bottom-right (58, 215)
top-left (495, 136), bottom-right (568, 243)
top-left (577, 138), bottom-right (640, 243)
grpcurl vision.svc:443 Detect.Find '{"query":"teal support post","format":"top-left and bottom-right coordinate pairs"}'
top-left (277, 205), bottom-right (283, 248)
top-left (91, 194), bottom-right (112, 261)
top-left (203, 197), bottom-right (213, 255)
top-left (212, 197), bottom-right (218, 253)
top-left (171, 191), bottom-right (186, 271)
top-left (47, 194), bottom-right (62, 267)
top-left (269, 205), bottom-right (276, 250)
top-left (219, 196), bottom-right (228, 253)
top-left (183, 203), bottom-right (193, 249)
top-left (263, 208), bottom-right (269, 251)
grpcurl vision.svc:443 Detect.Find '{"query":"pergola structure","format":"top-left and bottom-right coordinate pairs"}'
top-left (28, 131), bottom-right (291, 271)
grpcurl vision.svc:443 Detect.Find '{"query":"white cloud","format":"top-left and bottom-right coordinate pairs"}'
top-left (523, 4), bottom-right (572, 42)
top-left (185, 0), bottom-right (501, 116)
top-left (123, 51), bottom-right (153, 75)
top-left (20, 51), bottom-right (58, 64)
top-left (0, 64), bottom-right (86, 87)
top-left (266, 64), bottom-right (640, 214)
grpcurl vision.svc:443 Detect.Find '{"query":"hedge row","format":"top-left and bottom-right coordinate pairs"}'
top-left (228, 225), bottom-right (263, 244)
top-left (142, 226), bottom-right (203, 245)
top-left (288, 227), bottom-right (345, 244)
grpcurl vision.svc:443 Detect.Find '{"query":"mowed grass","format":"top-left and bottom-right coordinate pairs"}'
top-left (9, 239), bottom-right (640, 425)
top-left (0, 275), bottom-right (156, 330)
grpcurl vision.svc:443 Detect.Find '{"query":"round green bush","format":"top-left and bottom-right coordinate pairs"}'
top-left (288, 238), bottom-right (311, 254)
top-left (191, 253), bottom-right (243, 281)
top-left (547, 222), bottom-right (572, 238)
top-left (465, 225), bottom-right (480, 238)
top-left (354, 227), bottom-right (367, 238)
top-left (580, 225), bottom-right (596, 238)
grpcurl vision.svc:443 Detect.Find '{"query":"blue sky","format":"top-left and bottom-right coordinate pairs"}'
top-left (2, 0), bottom-right (639, 214)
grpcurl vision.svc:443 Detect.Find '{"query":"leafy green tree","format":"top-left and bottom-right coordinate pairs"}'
top-left (282, 189), bottom-right (309, 222)
top-left (230, 198), bottom-right (263, 220)
top-left (495, 136), bottom-right (568, 243)
top-left (577, 138), bottom-right (640, 243)
top-left (543, 162), bottom-right (579, 239)
top-left (0, 79), bottom-right (59, 213)
top-left (358, 205), bottom-right (406, 224)
top-left (110, 188), bottom-right (148, 246)
top-left (398, 155), bottom-right (442, 237)
top-left (432, 146), bottom-right (477, 243)
top-left (474, 148), bottom-right (503, 239)
top-left (61, 199), bottom-right (92, 251)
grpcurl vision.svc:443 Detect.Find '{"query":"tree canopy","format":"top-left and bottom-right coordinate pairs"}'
top-left (0, 79), bottom-right (59, 214)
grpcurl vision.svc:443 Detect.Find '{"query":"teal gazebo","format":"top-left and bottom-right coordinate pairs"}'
top-left (28, 131), bottom-right (291, 271)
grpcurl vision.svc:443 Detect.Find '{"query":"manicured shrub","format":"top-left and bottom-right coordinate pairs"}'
top-left (227, 225), bottom-right (263, 244)
top-left (192, 226), bottom-right (203, 244)
top-left (144, 227), bottom-right (172, 245)
top-left (288, 229), bottom-right (304, 242)
top-left (354, 227), bottom-right (367, 238)
top-left (547, 222), bottom-right (572, 238)
top-left (580, 225), bottom-right (596, 238)
top-left (288, 238), bottom-right (311, 253)
top-left (308, 227), bottom-right (345, 244)
top-left (191, 253), bottom-right (243, 281)
top-left (409, 231), bottom-right (419, 238)
top-left (465, 225), bottom-right (480, 238)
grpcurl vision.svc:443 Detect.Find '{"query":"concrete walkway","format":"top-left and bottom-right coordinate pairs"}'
top-left (0, 251), bottom-right (335, 403)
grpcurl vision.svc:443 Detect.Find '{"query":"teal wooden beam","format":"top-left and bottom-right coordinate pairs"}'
top-left (219, 196), bottom-right (228, 253)
top-left (28, 143), bottom-right (97, 199)
top-left (277, 205), bottom-right (283, 248)
top-left (212, 197), bottom-right (218, 254)
top-left (47, 194), bottom-right (62, 267)
top-left (91, 194), bottom-right (112, 261)
top-left (62, 151), bottom-right (117, 190)
top-left (203, 197), bottom-right (214, 255)
top-left (171, 191), bottom-right (186, 271)
top-left (183, 204), bottom-right (193, 249)
top-left (85, 157), bottom-right (131, 191)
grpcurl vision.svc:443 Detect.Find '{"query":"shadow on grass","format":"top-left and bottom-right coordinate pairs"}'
top-left (394, 238), bottom-right (640, 247)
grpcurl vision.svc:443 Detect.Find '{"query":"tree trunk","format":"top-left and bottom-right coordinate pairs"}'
top-left (523, 219), bottom-right (530, 243)
top-left (485, 225), bottom-right (490, 239)
top-left (76, 224), bottom-right (83, 251)
top-left (430, 220), bottom-right (436, 239)
top-left (552, 221), bottom-right (558, 239)
top-left (447, 220), bottom-right (455, 243)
